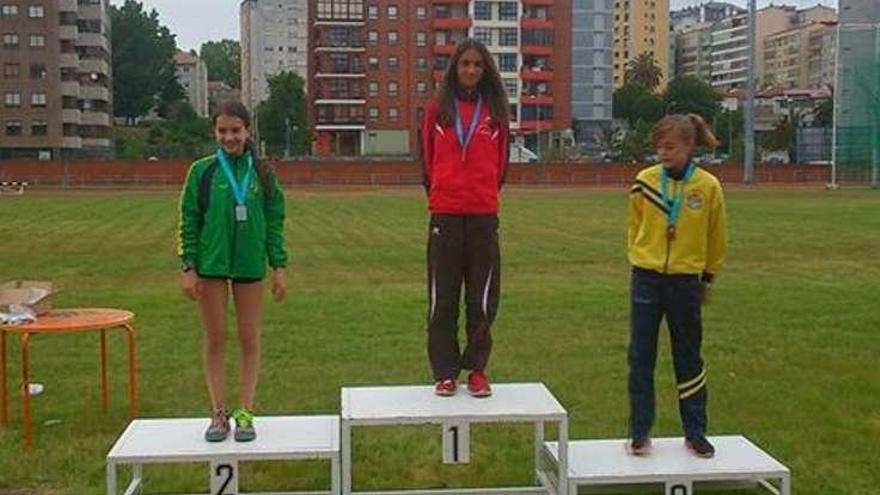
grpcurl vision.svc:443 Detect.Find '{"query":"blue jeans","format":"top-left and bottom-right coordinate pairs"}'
top-left (628, 267), bottom-right (708, 440)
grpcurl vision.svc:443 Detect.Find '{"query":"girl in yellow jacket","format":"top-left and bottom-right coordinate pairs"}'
top-left (626, 114), bottom-right (727, 459)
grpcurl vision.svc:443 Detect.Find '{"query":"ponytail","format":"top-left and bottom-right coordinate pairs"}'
top-left (688, 114), bottom-right (719, 149)
top-left (652, 113), bottom-right (719, 151)
top-left (245, 139), bottom-right (275, 199)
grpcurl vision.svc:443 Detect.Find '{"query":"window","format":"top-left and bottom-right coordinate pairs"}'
top-left (388, 107), bottom-right (399, 121)
top-left (31, 92), bottom-right (47, 107)
top-left (499, 28), bottom-right (518, 47)
top-left (368, 107), bottom-right (379, 120)
top-left (5, 120), bottom-right (22, 136)
top-left (416, 31), bottom-right (427, 47)
top-left (416, 81), bottom-right (427, 95)
top-left (474, 2), bottom-right (492, 20)
top-left (388, 81), bottom-right (399, 96)
top-left (388, 56), bottom-right (398, 70)
top-left (387, 5), bottom-right (398, 19)
top-left (0, 4), bottom-right (18, 16)
top-left (497, 53), bottom-right (517, 72)
top-left (3, 63), bottom-right (19, 78)
top-left (4, 92), bottom-right (21, 107)
top-left (416, 6), bottom-right (426, 19)
top-left (387, 31), bottom-right (398, 44)
top-left (474, 27), bottom-right (492, 46)
top-left (367, 4), bottom-right (378, 19)
top-left (368, 30), bottom-right (378, 43)
top-left (29, 34), bottom-right (45, 48)
top-left (499, 2), bottom-right (518, 21)
top-left (368, 81), bottom-right (378, 96)
top-left (504, 79), bottom-right (518, 98)
top-left (30, 63), bottom-right (46, 79)
top-left (416, 57), bottom-right (428, 70)
top-left (31, 120), bottom-right (47, 136)
top-left (367, 56), bottom-right (379, 70)
top-left (28, 5), bottom-right (44, 18)
top-left (2, 33), bottom-right (19, 47)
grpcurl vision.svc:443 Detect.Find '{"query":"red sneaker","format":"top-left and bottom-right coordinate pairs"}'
top-left (434, 378), bottom-right (457, 396)
top-left (467, 370), bottom-right (492, 397)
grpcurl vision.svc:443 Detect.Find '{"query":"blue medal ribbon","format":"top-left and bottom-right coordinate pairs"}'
top-left (660, 162), bottom-right (696, 237)
top-left (216, 148), bottom-right (254, 211)
top-left (454, 96), bottom-right (483, 161)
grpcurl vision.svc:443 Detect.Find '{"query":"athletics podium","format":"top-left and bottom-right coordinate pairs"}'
top-left (106, 416), bottom-right (340, 495)
top-left (106, 383), bottom-right (790, 495)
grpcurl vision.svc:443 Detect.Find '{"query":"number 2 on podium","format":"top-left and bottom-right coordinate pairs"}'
top-left (211, 461), bottom-right (239, 495)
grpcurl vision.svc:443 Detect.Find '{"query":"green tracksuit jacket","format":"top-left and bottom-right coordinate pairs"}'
top-left (177, 152), bottom-right (288, 279)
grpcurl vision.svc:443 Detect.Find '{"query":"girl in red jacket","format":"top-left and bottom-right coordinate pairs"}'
top-left (420, 39), bottom-right (510, 397)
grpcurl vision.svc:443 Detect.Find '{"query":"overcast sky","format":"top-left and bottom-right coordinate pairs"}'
top-left (123, 0), bottom-right (839, 52)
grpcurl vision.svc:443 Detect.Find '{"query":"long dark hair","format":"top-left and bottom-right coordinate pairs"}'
top-left (435, 39), bottom-right (510, 127)
top-left (212, 101), bottom-right (274, 195)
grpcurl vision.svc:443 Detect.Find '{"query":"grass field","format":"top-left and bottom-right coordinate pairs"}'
top-left (0, 187), bottom-right (877, 495)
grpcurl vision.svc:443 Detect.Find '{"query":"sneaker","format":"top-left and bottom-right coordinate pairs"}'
top-left (467, 370), bottom-right (492, 397)
top-left (685, 435), bottom-right (715, 459)
top-left (434, 378), bottom-right (457, 396)
top-left (626, 436), bottom-right (652, 456)
top-left (204, 409), bottom-right (230, 442)
top-left (232, 407), bottom-right (257, 442)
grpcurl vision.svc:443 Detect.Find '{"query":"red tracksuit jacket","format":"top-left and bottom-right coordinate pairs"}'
top-left (420, 96), bottom-right (510, 214)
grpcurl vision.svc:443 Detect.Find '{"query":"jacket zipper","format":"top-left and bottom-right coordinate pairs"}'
top-left (663, 181), bottom-right (677, 274)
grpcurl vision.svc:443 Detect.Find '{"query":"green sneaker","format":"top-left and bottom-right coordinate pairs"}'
top-left (204, 409), bottom-right (230, 442)
top-left (232, 407), bottom-right (256, 442)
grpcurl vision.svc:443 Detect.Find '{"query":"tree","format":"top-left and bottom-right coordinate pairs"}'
top-left (256, 71), bottom-right (312, 156)
top-left (663, 76), bottom-right (721, 122)
top-left (200, 39), bottom-right (242, 89)
top-left (613, 83), bottom-right (664, 127)
top-left (625, 53), bottom-right (663, 92)
top-left (616, 120), bottom-right (655, 163)
top-left (111, 0), bottom-right (180, 123)
top-left (813, 95), bottom-right (833, 128)
top-left (714, 109), bottom-right (744, 160)
top-left (155, 75), bottom-right (187, 119)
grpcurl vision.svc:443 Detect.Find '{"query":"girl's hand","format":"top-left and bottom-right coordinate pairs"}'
top-left (181, 271), bottom-right (200, 301)
top-left (271, 268), bottom-right (287, 303)
top-left (699, 282), bottom-right (712, 305)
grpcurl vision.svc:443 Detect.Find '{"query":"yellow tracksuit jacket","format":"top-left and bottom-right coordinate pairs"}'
top-left (628, 164), bottom-right (728, 276)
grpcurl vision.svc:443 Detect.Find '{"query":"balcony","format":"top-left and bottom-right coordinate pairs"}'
top-left (517, 119), bottom-right (554, 132)
top-left (521, 66), bottom-right (553, 81)
top-left (315, 63), bottom-right (366, 78)
top-left (432, 17), bottom-right (473, 30)
top-left (433, 44), bottom-right (457, 56)
top-left (521, 94), bottom-right (554, 106)
top-left (62, 109), bottom-right (82, 124)
top-left (59, 0), bottom-right (77, 12)
top-left (60, 53), bottom-right (79, 68)
top-left (521, 16), bottom-right (553, 30)
top-left (60, 25), bottom-right (78, 41)
top-left (62, 136), bottom-right (83, 149)
top-left (80, 58), bottom-right (111, 76)
top-left (314, 39), bottom-right (366, 52)
top-left (522, 0), bottom-right (554, 5)
top-left (61, 81), bottom-right (80, 96)
top-left (81, 84), bottom-right (111, 101)
top-left (314, 16), bottom-right (365, 26)
top-left (431, 0), bottom-right (469, 4)
top-left (77, 32), bottom-right (110, 52)
top-left (82, 111), bottom-right (111, 127)
top-left (522, 45), bottom-right (554, 57)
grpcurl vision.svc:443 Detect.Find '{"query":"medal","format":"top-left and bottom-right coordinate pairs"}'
top-left (216, 148), bottom-right (254, 223)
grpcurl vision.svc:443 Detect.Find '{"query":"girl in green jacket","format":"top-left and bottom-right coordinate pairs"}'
top-left (177, 101), bottom-right (288, 442)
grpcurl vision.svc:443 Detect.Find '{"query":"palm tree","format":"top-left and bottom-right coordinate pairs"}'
top-left (625, 53), bottom-right (663, 91)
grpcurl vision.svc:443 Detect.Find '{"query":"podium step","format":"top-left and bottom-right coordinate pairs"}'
top-left (341, 383), bottom-right (567, 423)
top-left (108, 415), bottom-right (340, 463)
top-left (543, 436), bottom-right (789, 494)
